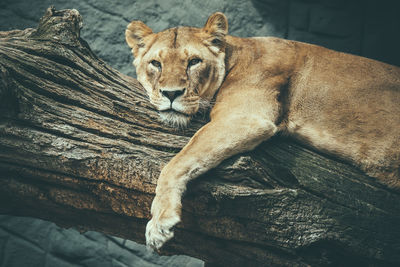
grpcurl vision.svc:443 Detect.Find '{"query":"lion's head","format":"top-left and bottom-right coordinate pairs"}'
top-left (125, 13), bottom-right (228, 128)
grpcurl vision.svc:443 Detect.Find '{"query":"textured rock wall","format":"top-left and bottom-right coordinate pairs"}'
top-left (0, 0), bottom-right (399, 266)
top-left (1, 0), bottom-right (399, 78)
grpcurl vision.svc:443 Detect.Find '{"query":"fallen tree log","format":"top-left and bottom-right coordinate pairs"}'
top-left (0, 7), bottom-right (399, 267)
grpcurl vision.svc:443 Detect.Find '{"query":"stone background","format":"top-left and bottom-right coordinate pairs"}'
top-left (1, 0), bottom-right (399, 266)
top-left (1, 0), bottom-right (399, 78)
top-left (0, 215), bottom-right (203, 267)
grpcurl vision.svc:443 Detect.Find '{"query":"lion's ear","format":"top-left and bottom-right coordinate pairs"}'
top-left (203, 12), bottom-right (228, 36)
top-left (203, 12), bottom-right (228, 51)
top-left (125, 21), bottom-right (153, 57)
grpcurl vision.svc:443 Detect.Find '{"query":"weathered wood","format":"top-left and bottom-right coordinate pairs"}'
top-left (0, 7), bottom-right (399, 266)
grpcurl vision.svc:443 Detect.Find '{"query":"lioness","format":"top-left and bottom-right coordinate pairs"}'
top-left (125, 12), bottom-right (400, 250)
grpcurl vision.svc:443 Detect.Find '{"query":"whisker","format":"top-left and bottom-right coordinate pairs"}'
top-left (198, 98), bottom-right (214, 111)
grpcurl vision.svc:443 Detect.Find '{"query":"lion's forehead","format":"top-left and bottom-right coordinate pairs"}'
top-left (156, 27), bottom-right (202, 46)
top-left (148, 28), bottom-right (205, 58)
top-left (158, 48), bottom-right (187, 63)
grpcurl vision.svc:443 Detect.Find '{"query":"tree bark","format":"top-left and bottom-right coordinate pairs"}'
top-left (0, 7), bottom-right (399, 267)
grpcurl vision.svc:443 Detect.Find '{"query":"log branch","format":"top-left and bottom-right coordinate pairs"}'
top-left (1, 7), bottom-right (399, 266)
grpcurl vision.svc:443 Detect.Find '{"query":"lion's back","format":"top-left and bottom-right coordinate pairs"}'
top-left (283, 40), bottom-right (400, 187)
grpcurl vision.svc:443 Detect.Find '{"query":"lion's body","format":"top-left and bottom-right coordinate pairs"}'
top-left (224, 35), bottom-right (400, 186)
top-left (125, 13), bottom-right (400, 250)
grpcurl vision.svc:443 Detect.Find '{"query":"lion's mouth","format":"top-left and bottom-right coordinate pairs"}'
top-left (159, 109), bottom-right (191, 117)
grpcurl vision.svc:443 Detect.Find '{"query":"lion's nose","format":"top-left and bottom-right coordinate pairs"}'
top-left (160, 88), bottom-right (186, 102)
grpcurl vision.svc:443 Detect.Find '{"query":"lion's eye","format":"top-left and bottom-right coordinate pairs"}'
top-left (188, 58), bottom-right (202, 68)
top-left (150, 60), bottom-right (161, 70)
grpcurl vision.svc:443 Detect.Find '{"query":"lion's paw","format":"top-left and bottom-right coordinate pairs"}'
top-left (145, 215), bottom-right (180, 251)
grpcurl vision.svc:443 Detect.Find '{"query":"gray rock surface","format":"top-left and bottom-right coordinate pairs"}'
top-left (1, 0), bottom-right (399, 266)
top-left (2, 0), bottom-right (398, 78)
top-left (0, 215), bottom-right (203, 267)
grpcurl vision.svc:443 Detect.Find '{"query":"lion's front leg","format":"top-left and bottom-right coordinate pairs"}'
top-left (145, 114), bottom-right (278, 250)
top-left (145, 187), bottom-right (181, 250)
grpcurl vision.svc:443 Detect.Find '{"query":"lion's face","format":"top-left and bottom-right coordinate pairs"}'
top-left (126, 13), bottom-right (228, 128)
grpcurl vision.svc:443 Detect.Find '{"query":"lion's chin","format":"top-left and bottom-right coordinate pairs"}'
top-left (159, 110), bottom-right (191, 129)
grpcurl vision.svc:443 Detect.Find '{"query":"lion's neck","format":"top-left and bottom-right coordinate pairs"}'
top-left (224, 36), bottom-right (242, 74)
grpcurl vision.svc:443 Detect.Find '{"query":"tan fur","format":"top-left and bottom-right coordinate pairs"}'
top-left (125, 12), bottom-right (400, 250)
